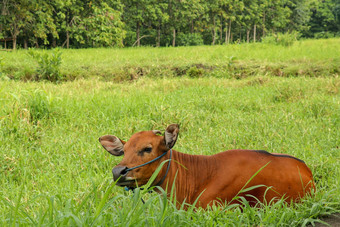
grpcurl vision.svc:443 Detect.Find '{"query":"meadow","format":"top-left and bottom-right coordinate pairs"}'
top-left (0, 39), bottom-right (339, 226)
top-left (1, 38), bottom-right (340, 81)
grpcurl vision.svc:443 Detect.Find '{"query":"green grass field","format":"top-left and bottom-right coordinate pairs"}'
top-left (0, 39), bottom-right (339, 226)
top-left (1, 38), bottom-right (340, 81)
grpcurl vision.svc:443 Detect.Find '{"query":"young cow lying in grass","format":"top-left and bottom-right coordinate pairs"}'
top-left (99, 124), bottom-right (314, 208)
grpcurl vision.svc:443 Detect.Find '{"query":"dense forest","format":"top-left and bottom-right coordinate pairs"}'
top-left (1, 0), bottom-right (340, 49)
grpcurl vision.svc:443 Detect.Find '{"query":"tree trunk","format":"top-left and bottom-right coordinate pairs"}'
top-left (239, 29), bottom-right (241, 43)
top-left (228, 19), bottom-right (232, 44)
top-left (262, 12), bottom-right (266, 37)
top-left (52, 38), bottom-right (56, 48)
top-left (212, 16), bottom-right (216, 45)
top-left (11, 24), bottom-right (18, 50)
top-left (172, 28), bottom-right (176, 47)
top-left (225, 22), bottom-right (228, 44)
top-left (253, 24), bottom-right (256, 43)
top-left (220, 14), bottom-right (223, 41)
top-left (191, 20), bottom-right (194, 33)
top-left (13, 35), bottom-right (16, 50)
top-left (247, 30), bottom-right (250, 43)
top-left (136, 21), bottom-right (140, 47)
top-left (66, 30), bottom-right (69, 48)
top-left (35, 39), bottom-right (39, 48)
top-left (157, 26), bottom-right (160, 47)
top-left (24, 39), bottom-right (28, 49)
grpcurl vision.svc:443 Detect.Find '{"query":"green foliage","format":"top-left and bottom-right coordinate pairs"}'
top-left (262, 31), bottom-right (299, 46)
top-left (177, 33), bottom-right (204, 46)
top-left (0, 0), bottom-right (57, 49)
top-left (261, 35), bottom-right (277, 45)
top-left (0, 89), bottom-right (54, 144)
top-left (27, 48), bottom-right (63, 82)
top-left (81, 2), bottom-right (125, 47)
top-left (1, 0), bottom-right (339, 48)
top-left (276, 32), bottom-right (300, 46)
top-left (26, 90), bottom-right (54, 124)
top-left (186, 66), bottom-right (205, 78)
top-left (306, 0), bottom-right (340, 38)
top-left (314, 31), bottom-right (335, 39)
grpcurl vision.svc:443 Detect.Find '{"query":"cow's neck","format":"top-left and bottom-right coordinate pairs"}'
top-left (157, 149), bottom-right (218, 205)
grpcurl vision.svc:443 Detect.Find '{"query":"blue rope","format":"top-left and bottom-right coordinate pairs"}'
top-left (125, 150), bottom-right (170, 172)
top-left (155, 148), bottom-right (172, 187)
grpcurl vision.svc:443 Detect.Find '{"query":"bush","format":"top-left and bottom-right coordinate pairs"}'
top-left (28, 48), bottom-right (63, 82)
top-left (314, 32), bottom-right (335, 39)
top-left (277, 32), bottom-right (299, 46)
top-left (186, 66), bottom-right (205, 77)
top-left (262, 31), bottom-right (299, 46)
top-left (123, 30), bottom-right (136, 47)
top-left (261, 35), bottom-right (277, 45)
top-left (27, 90), bottom-right (53, 124)
top-left (177, 33), bottom-right (204, 46)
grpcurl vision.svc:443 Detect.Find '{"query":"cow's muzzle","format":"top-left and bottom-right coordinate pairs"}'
top-left (112, 166), bottom-right (130, 185)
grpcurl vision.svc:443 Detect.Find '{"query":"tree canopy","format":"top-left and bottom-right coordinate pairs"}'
top-left (0, 0), bottom-right (339, 49)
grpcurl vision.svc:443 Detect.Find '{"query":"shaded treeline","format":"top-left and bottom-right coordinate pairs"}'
top-left (0, 0), bottom-right (339, 49)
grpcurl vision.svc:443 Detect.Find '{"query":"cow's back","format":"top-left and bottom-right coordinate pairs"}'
top-left (199, 150), bottom-right (314, 207)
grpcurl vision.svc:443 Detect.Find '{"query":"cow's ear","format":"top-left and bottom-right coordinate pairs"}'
top-left (164, 124), bottom-right (179, 149)
top-left (99, 135), bottom-right (125, 156)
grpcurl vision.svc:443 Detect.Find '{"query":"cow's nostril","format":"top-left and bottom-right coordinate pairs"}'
top-left (120, 167), bottom-right (128, 175)
top-left (112, 166), bottom-right (128, 181)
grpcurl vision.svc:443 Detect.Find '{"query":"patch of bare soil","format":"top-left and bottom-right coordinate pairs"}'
top-left (308, 213), bottom-right (340, 227)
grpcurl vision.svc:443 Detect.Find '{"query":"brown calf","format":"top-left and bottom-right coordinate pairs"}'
top-left (99, 124), bottom-right (314, 208)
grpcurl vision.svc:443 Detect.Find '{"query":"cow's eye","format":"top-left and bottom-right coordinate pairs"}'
top-left (139, 147), bottom-right (152, 155)
top-left (142, 147), bottom-right (152, 153)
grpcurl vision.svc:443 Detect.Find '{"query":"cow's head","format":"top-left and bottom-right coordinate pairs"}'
top-left (99, 124), bottom-right (179, 187)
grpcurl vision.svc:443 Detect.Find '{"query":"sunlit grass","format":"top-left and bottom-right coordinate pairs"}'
top-left (1, 38), bottom-right (340, 80)
top-left (0, 76), bottom-right (339, 225)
